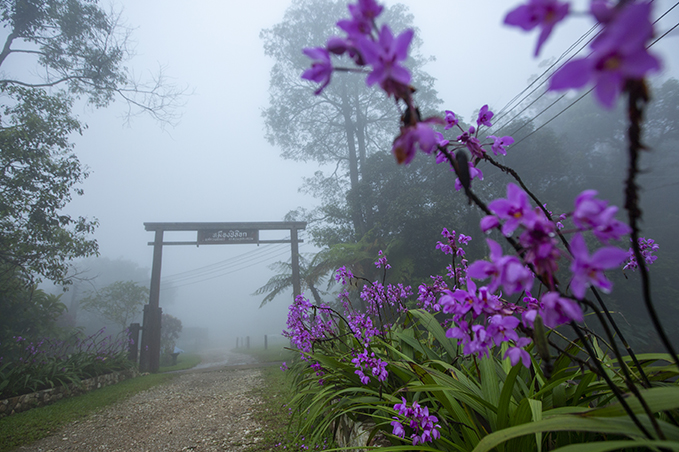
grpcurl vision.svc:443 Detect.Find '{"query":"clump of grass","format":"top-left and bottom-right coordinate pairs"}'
top-left (236, 345), bottom-right (296, 363)
top-left (158, 353), bottom-right (201, 372)
top-left (0, 372), bottom-right (176, 451)
top-left (244, 365), bottom-right (334, 451)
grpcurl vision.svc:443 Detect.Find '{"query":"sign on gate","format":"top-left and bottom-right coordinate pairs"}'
top-left (197, 229), bottom-right (259, 244)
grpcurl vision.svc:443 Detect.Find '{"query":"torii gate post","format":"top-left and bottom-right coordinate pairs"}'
top-left (139, 222), bottom-right (306, 373)
top-left (139, 230), bottom-right (163, 373)
top-left (290, 225), bottom-right (301, 299)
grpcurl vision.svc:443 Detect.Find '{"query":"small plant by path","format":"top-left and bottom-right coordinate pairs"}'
top-left (244, 365), bottom-right (334, 452)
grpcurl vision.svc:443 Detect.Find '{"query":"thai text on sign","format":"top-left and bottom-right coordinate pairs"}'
top-left (197, 229), bottom-right (259, 244)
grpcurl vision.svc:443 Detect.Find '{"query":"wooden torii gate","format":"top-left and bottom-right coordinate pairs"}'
top-left (139, 221), bottom-right (306, 373)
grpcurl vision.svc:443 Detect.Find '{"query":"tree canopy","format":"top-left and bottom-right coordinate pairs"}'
top-left (0, 267), bottom-right (67, 358)
top-left (0, 84), bottom-right (97, 284)
top-left (80, 280), bottom-right (148, 333)
top-left (0, 0), bottom-right (184, 122)
top-left (0, 0), bottom-right (184, 287)
top-left (262, 0), bottom-right (441, 240)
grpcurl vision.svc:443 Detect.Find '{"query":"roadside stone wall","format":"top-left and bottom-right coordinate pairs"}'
top-left (0, 368), bottom-right (140, 418)
top-left (334, 415), bottom-right (391, 451)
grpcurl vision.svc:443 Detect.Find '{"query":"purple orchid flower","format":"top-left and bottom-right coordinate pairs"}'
top-left (358, 25), bottom-right (414, 96)
top-left (444, 110), bottom-right (459, 129)
top-left (480, 215), bottom-right (500, 232)
top-left (466, 324), bottom-right (493, 358)
top-left (623, 237), bottom-right (659, 271)
top-left (392, 119), bottom-right (442, 164)
top-left (301, 47), bottom-right (333, 95)
top-left (457, 126), bottom-right (484, 159)
top-left (337, 0), bottom-right (384, 38)
top-left (488, 314), bottom-right (520, 345)
top-left (569, 233), bottom-right (628, 299)
top-left (487, 135), bottom-right (515, 156)
top-left (441, 277), bottom-right (483, 317)
top-left (488, 183), bottom-right (536, 236)
top-left (540, 291), bottom-right (584, 328)
top-left (434, 131), bottom-right (449, 147)
top-left (391, 419), bottom-right (406, 438)
top-left (573, 190), bottom-right (631, 243)
top-left (549, 1), bottom-right (660, 108)
top-left (467, 238), bottom-right (534, 295)
top-left (476, 105), bottom-right (494, 128)
top-left (504, 337), bottom-right (533, 368)
top-left (504, 0), bottom-right (570, 56)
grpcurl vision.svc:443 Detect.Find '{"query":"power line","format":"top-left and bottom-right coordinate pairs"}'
top-left (491, 1), bottom-right (678, 138)
top-left (492, 23), bottom-right (600, 129)
top-left (650, 20), bottom-right (679, 46)
top-left (161, 243), bottom-right (302, 286)
top-left (162, 243), bottom-right (290, 282)
top-left (161, 245), bottom-right (306, 289)
top-left (505, 92), bottom-right (568, 138)
top-left (509, 88), bottom-right (593, 149)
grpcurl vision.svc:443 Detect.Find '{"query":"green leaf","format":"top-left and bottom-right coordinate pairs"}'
top-left (496, 363), bottom-right (522, 430)
top-left (393, 330), bottom-right (439, 361)
top-left (472, 415), bottom-right (679, 452)
top-left (527, 399), bottom-right (543, 452)
top-left (480, 355), bottom-right (501, 430)
top-left (550, 439), bottom-right (679, 452)
top-left (409, 309), bottom-right (458, 359)
top-left (580, 386), bottom-right (679, 417)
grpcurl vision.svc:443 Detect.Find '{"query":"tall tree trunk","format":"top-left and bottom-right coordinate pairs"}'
top-left (340, 82), bottom-right (365, 237)
top-left (353, 89), bottom-right (374, 231)
top-left (354, 89), bottom-right (367, 177)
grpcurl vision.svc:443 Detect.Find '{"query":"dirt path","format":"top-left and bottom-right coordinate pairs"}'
top-left (18, 350), bottom-right (272, 452)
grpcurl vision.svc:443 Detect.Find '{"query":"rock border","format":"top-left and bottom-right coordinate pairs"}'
top-left (0, 368), bottom-right (140, 418)
top-left (334, 415), bottom-right (391, 451)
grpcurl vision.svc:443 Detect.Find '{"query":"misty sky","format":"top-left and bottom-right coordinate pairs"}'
top-left (12, 0), bottom-right (679, 342)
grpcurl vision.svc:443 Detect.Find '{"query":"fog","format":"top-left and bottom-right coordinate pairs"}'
top-left (18, 1), bottom-right (679, 349)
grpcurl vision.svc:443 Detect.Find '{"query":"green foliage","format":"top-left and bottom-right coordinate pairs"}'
top-left (0, 372), bottom-right (176, 451)
top-left (0, 85), bottom-right (98, 284)
top-left (0, 0), bottom-right (183, 291)
top-left (0, 328), bottom-right (134, 399)
top-left (0, 272), bottom-right (69, 359)
top-left (244, 365), bottom-right (335, 452)
top-left (80, 281), bottom-right (148, 333)
top-left (0, 0), bottom-right (124, 106)
top-left (254, 253), bottom-right (336, 307)
top-left (283, 307), bottom-right (679, 451)
top-left (0, 0), bottom-right (183, 121)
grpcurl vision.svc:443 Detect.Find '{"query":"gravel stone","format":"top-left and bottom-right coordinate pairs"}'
top-left (18, 351), bottom-right (271, 452)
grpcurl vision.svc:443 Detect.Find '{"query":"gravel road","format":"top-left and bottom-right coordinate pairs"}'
top-left (17, 350), bottom-right (272, 452)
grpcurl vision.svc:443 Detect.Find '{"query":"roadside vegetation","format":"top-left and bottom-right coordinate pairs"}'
top-left (237, 345), bottom-right (335, 450)
top-left (0, 329), bottom-right (135, 400)
top-left (236, 344), bottom-right (296, 364)
top-left (245, 364), bottom-right (335, 452)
